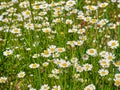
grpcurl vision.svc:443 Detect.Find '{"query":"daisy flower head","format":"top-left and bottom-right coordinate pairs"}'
top-left (98, 69), bottom-right (109, 76)
top-left (29, 63), bottom-right (40, 69)
top-left (59, 59), bottom-right (71, 68)
top-left (40, 84), bottom-right (50, 90)
top-left (84, 84), bottom-right (96, 90)
top-left (41, 50), bottom-right (51, 57)
top-left (3, 49), bottom-right (13, 56)
top-left (0, 77), bottom-right (7, 83)
top-left (17, 71), bottom-right (26, 78)
top-left (66, 0), bottom-right (76, 7)
top-left (52, 85), bottom-right (61, 90)
top-left (86, 48), bottom-right (97, 56)
top-left (107, 40), bottom-right (119, 49)
top-left (83, 63), bottom-right (93, 71)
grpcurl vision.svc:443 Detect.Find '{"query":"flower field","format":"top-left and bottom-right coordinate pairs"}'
top-left (0, 0), bottom-right (120, 90)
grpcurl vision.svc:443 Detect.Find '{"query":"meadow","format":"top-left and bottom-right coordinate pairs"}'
top-left (0, 0), bottom-right (120, 90)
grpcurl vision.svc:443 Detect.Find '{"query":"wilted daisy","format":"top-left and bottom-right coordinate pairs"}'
top-left (82, 54), bottom-right (89, 60)
top-left (29, 63), bottom-right (40, 69)
top-left (0, 77), bottom-right (7, 83)
top-left (86, 48), bottom-right (97, 56)
top-left (107, 40), bottom-right (119, 49)
top-left (3, 49), bottom-right (13, 56)
top-left (98, 69), bottom-right (109, 76)
top-left (17, 71), bottom-right (26, 78)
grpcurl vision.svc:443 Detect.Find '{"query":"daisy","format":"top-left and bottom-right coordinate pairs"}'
top-left (22, 10), bottom-right (31, 19)
top-left (56, 48), bottom-right (65, 53)
top-left (66, 19), bottom-right (72, 25)
top-left (76, 66), bottom-right (84, 72)
top-left (114, 78), bottom-right (120, 86)
top-left (40, 84), bottom-right (50, 90)
top-left (99, 59), bottom-right (110, 68)
top-left (52, 85), bottom-right (61, 90)
top-left (75, 40), bottom-right (84, 46)
top-left (98, 69), bottom-right (109, 76)
top-left (82, 54), bottom-right (89, 60)
top-left (59, 59), bottom-right (71, 68)
top-left (86, 48), bottom-right (97, 56)
top-left (3, 49), bottom-right (13, 56)
top-left (42, 27), bottom-right (52, 33)
top-left (17, 71), bottom-right (26, 78)
top-left (42, 62), bottom-right (49, 67)
top-left (107, 40), bottom-right (119, 49)
top-left (11, 28), bottom-right (21, 34)
top-left (105, 53), bottom-right (115, 61)
top-left (99, 2), bottom-right (108, 8)
top-left (48, 45), bottom-right (56, 53)
top-left (41, 50), bottom-right (51, 57)
top-left (66, 0), bottom-right (76, 7)
top-left (29, 63), bottom-right (40, 69)
top-left (0, 77), bottom-right (7, 83)
top-left (84, 84), bottom-right (96, 90)
top-left (52, 69), bottom-right (60, 74)
top-left (83, 63), bottom-right (93, 71)
top-left (77, 28), bottom-right (85, 34)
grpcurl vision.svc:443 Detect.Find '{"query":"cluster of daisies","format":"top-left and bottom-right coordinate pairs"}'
top-left (0, 0), bottom-right (120, 90)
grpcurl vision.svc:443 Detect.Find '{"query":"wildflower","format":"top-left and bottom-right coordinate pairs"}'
top-left (17, 71), bottom-right (26, 78)
top-left (41, 50), bottom-right (51, 57)
top-left (42, 62), bottom-right (49, 67)
top-left (82, 54), bottom-right (89, 60)
top-left (22, 10), bottom-right (31, 19)
top-left (3, 49), bottom-right (13, 56)
top-left (52, 69), bottom-right (60, 74)
top-left (59, 59), bottom-right (71, 68)
top-left (40, 84), bottom-right (50, 90)
top-left (83, 63), bottom-right (93, 71)
top-left (56, 48), bottom-right (65, 53)
top-left (11, 28), bottom-right (21, 34)
top-left (52, 85), bottom-right (61, 90)
top-left (105, 53), bottom-right (115, 61)
top-left (84, 84), bottom-right (96, 90)
top-left (98, 69), bottom-right (109, 76)
top-left (29, 63), bottom-right (40, 69)
top-left (0, 77), bottom-right (7, 83)
top-left (66, 19), bottom-right (72, 25)
top-left (42, 27), bottom-right (52, 33)
top-left (86, 48), bottom-right (97, 56)
top-left (114, 79), bottom-right (120, 86)
top-left (99, 2), bottom-right (108, 8)
top-left (66, 0), bottom-right (76, 7)
top-left (99, 59), bottom-right (110, 68)
top-left (107, 40), bottom-right (119, 49)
